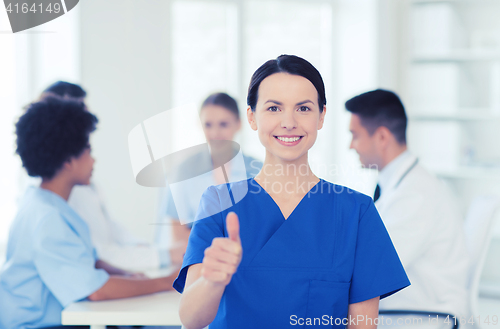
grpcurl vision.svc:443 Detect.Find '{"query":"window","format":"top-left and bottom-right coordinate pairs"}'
top-left (0, 9), bottom-right (20, 249)
top-left (0, 5), bottom-right (81, 256)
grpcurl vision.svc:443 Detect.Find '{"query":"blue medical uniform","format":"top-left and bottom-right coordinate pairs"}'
top-left (174, 178), bottom-right (410, 328)
top-left (0, 187), bottom-right (109, 329)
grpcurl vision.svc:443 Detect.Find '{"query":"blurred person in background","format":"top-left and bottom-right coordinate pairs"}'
top-left (41, 81), bottom-right (185, 270)
top-left (0, 97), bottom-right (177, 329)
top-left (346, 89), bottom-right (469, 318)
top-left (156, 92), bottom-right (263, 257)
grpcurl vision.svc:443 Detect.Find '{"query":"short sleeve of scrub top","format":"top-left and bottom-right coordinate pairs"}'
top-left (349, 201), bottom-right (410, 303)
top-left (33, 212), bottom-right (109, 307)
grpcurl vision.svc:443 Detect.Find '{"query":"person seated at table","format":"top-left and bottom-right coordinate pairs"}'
top-left (156, 92), bottom-right (262, 258)
top-left (40, 81), bottom-right (185, 269)
top-left (174, 55), bottom-right (410, 329)
top-left (0, 97), bottom-right (178, 329)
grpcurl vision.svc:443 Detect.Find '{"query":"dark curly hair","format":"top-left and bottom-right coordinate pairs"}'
top-left (42, 80), bottom-right (87, 99)
top-left (15, 97), bottom-right (98, 179)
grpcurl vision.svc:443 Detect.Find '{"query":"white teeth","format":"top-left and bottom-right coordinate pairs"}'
top-left (277, 136), bottom-right (300, 142)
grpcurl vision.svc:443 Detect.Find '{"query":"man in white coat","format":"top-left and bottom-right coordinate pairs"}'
top-left (346, 89), bottom-right (469, 319)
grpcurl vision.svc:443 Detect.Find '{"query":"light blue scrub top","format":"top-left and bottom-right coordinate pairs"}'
top-left (174, 178), bottom-right (410, 328)
top-left (0, 187), bottom-right (109, 329)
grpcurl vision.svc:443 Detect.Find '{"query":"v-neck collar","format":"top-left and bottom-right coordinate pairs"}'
top-left (251, 178), bottom-right (323, 221)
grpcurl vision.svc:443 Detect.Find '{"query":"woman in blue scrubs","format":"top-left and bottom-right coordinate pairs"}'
top-left (174, 55), bottom-right (410, 329)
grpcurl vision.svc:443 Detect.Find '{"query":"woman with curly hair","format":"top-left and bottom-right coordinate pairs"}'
top-left (0, 97), bottom-right (177, 329)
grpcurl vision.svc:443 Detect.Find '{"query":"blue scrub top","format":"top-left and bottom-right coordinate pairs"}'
top-left (174, 178), bottom-right (410, 328)
top-left (0, 187), bottom-right (109, 329)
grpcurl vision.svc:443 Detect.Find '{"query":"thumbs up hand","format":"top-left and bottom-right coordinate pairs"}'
top-left (201, 212), bottom-right (243, 287)
top-left (226, 211), bottom-right (241, 244)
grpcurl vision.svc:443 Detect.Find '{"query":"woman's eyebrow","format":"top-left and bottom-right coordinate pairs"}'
top-left (264, 99), bottom-right (315, 106)
top-left (264, 100), bottom-right (283, 105)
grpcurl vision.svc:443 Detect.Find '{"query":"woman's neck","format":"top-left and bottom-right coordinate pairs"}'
top-left (255, 152), bottom-right (319, 196)
top-left (40, 176), bottom-right (74, 201)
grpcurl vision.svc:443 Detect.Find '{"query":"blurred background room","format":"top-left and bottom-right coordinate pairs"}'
top-left (1, 0), bottom-right (500, 323)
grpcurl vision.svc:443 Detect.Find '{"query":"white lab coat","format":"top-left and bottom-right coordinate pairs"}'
top-left (68, 184), bottom-right (164, 270)
top-left (376, 153), bottom-right (469, 318)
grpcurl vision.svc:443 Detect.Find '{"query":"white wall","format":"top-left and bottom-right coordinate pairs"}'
top-left (329, 0), bottom-right (379, 194)
top-left (80, 0), bottom-right (172, 241)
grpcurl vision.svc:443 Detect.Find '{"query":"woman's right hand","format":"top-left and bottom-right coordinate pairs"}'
top-left (201, 212), bottom-right (242, 287)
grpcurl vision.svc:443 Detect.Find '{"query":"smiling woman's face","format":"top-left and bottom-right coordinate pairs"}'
top-left (247, 72), bottom-right (326, 164)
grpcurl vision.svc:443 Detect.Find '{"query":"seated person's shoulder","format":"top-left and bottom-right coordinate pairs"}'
top-left (31, 206), bottom-right (71, 236)
top-left (19, 190), bottom-right (63, 223)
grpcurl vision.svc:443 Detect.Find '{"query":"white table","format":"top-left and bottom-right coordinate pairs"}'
top-left (62, 290), bottom-right (182, 329)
